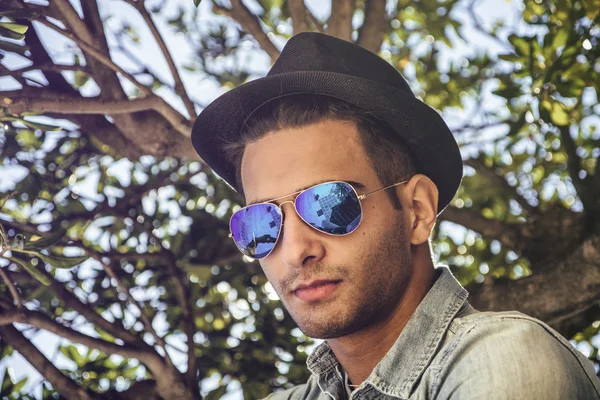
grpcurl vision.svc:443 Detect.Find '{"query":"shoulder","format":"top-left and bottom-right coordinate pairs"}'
top-left (430, 310), bottom-right (600, 399)
top-left (262, 385), bottom-right (307, 400)
top-left (261, 379), bottom-right (318, 400)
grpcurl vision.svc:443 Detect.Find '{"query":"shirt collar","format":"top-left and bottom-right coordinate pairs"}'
top-left (306, 265), bottom-right (469, 399)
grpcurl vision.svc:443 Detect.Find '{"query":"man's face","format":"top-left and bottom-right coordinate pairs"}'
top-left (240, 119), bottom-right (414, 339)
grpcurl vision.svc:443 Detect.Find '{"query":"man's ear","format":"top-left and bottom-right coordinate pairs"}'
top-left (399, 174), bottom-right (439, 245)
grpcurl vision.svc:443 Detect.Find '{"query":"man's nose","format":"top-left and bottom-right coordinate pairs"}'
top-left (276, 202), bottom-right (326, 268)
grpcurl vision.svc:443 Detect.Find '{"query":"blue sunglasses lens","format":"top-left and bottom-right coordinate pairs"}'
top-left (230, 203), bottom-right (282, 259)
top-left (229, 182), bottom-right (362, 259)
top-left (296, 182), bottom-right (362, 234)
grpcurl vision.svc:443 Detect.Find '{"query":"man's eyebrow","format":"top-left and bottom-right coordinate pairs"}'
top-left (247, 179), bottom-right (367, 206)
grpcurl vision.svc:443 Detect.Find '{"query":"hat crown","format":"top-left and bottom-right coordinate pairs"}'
top-left (268, 33), bottom-right (414, 97)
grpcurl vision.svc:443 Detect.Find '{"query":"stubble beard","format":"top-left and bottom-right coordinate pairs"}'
top-left (277, 216), bottom-right (412, 339)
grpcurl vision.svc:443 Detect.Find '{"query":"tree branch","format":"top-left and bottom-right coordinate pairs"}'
top-left (125, 0), bottom-right (196, 119)
top-left (79, 0), bottom-right (120, 80)
top-left (357, 0), bottom-right (386, 53)
top-left (0, 296), bottom-right (14, 309)
top-left (327, 0), bottom-right (355, 41)
top-left (53, 0), bottom-right (96, 44)
top-left (0, 324), bottom-right (93, 400)
top-left (453, 121), bottom-right (508, 135)
top-left (0, 222), bottom-right (143, 344)
top-left (557, 124), bottom-right (581, 186)
top-left (4, 94), bottom-right (157, 115)
top-left (213, 1), bottom-right (280, 63)
top-left (439, 206), bottom-right (521, 249)
top-left (0, 64), bottom-right (27, 87)
top-left (465, 0), bottom-right (509, 48)
top-left (549, 304), bottom-right (600, 339)
top-left (557, 124), bottom-right (592, 210)
top-left (53, 0), bottom-right (126, 100)
top-left (595, 151), bottom-right (600, 188)
top-left (172, 266), bottom-right (197, 390)
top-left (466, 234), bottom-right (600, 338)
top-left (288, 0), bottom-right (310, 34)
top-left (1, 303), bottom-right (195, 398)
top-left (3, 92), bottom-right (193, 139)
top-left (0, 308), bottom-right (155, 361)
top-left (307, 11), bottom-right (325, 33)
top-left (0, 266), bottom-right (22, 309)
top-left (17, 16), bottom-right (134, 158)
top-left (36, 18), bottom-right (151, 96)
top-left (463, 158), bottom-right (538, 217)
top-left (0, 63), bottom-right (89, 78)
top-left (87, 252), bottom-right (174, 367)
top-left (7, 2), bottom-right (198, 160)
top-left (0, 270), bottom-right (194, 399)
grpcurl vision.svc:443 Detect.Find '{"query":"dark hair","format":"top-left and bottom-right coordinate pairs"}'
top-left (222, 94), bottom-right (419, 209)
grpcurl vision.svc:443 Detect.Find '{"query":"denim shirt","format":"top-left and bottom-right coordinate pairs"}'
top-left (264, 266), bottom-right (600, 399)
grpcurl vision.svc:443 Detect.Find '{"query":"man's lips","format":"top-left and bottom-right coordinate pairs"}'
top-left (291, 280), bottom-right (342, 302)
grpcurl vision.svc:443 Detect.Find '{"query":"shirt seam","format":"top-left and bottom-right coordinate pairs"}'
top-left (500, 315), bottom-right (600, 396)
top-left (429, 313), bottom-right (600, 398)
top-left (428, 315), bottom-right (481, 398)
top-left (385, 284), bottom-right (467, 397)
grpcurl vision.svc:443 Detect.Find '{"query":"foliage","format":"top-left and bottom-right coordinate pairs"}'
top-left (0, 0), bottom-right (598, 398)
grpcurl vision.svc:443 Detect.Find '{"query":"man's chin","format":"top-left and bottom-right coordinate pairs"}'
top-left (292, 313), bottom-right (364, 340)
top-left (296, 326), bottom-right (345, 340)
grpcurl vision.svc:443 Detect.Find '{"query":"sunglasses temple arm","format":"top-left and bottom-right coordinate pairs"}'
top-left (358, 180), bottom-right (408, 200)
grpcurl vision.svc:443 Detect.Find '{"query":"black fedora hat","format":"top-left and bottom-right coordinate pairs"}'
top-left (191, 32), bottom-right (462, 213)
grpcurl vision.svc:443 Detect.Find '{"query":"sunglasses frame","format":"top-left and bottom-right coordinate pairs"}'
top-left (228, 179), bottom-right (409, 259)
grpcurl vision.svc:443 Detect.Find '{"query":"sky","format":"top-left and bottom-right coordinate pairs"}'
top-left (4, 0), bottom-right (594, 399)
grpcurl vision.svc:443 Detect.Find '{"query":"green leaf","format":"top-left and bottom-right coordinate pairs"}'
top-left (5, 256), bottom-right (50, 286)
top-left (94, 326), bottom-right (117, 343)
top-left (531, 165), bottom-right (545, 184)
top-left (555, 80), bottom-right (585, 98)
top-left (0, 23), bottom-right (28, 35)
top-left (563, 61), bottom-right (589, 81)
top-left (181, 263), bottom-right (212, 281)
top-left (183, 64), bottom-right (197, 72)
top-left (551, 27), bottom-right (569, 51)
top-left (0, 8), bottom-right (42, 19)
top-left (74, 71), bottom-right (90, 89)
top-left (0, 25), bottom-right (25, 41)
top-left (204, 386), bottom-right (227, 400)
top-left (24, 228), bottom-right (68, 250)
top-left (585, 1), bottom-right (600, 19)
top-left (194, 0), bottom-right (202, 7)
top-left (0, 343), bottom-right (14, 359)
top-left (35, 253), bottom-right (89, 269)
top-left (18, 119), bottom-right (61, 131)
top-left (59, 345), bottom-right (85, 368)
top-left (498, 54), bottom-right (523, 63)
top-left (0, 39), bottom-right (29, 56)
top-left (11, 377), bottom-right (28, 394)
top-left (508, 34), bottom-right (530, 56)
top-left (0, 368), bottom-right (13, 394)
top-left (492, 84), bottom-right (522, 99)
top-left (549, 101), bottom-right (570, 126)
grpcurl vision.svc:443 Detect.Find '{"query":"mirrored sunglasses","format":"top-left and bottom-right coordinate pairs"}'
top-left (229, 180), bottom-right (407, 259)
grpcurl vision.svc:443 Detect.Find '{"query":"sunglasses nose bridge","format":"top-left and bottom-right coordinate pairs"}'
top-left (277, 199), bottom-right (303, 221)
top-left (279, 200), bottom-right (295, 208)
top-left (277, 199), bottom-right (295, 215)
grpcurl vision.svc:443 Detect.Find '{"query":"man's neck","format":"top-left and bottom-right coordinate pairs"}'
top-left (327, 258), bottom-right (437, 387)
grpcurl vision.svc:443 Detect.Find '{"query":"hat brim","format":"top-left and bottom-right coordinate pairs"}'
top-left (191, 70), bottom-right (462, 213)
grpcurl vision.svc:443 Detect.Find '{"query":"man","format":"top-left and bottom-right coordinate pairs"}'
top-left (191, 33), bottom-right (600, 399)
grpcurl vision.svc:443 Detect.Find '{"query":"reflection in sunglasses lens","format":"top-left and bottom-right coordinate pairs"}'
top-left (296, 182), bottom-right (362, 235)
top-left (230, 182), bottom-right (362, 259)
top-left (230, 203), bottom-right (282, 258)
